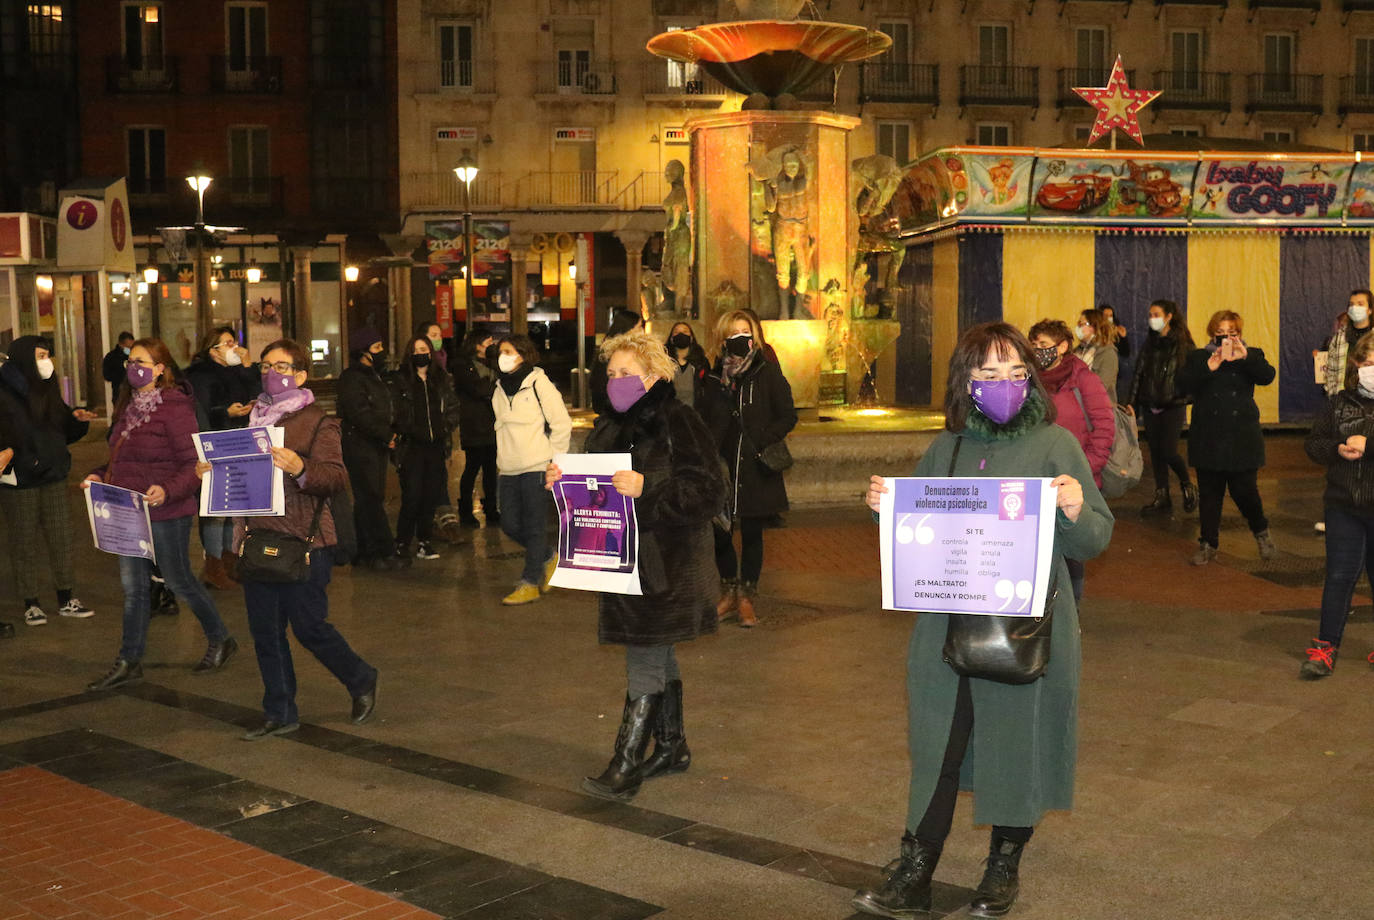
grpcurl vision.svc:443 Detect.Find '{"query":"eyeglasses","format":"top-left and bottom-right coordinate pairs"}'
top-left (124, 358), bottom-right (155, 368)
top-left (260, 362), bottom-right (297, 375)
top-left (971, 369), bottom-right (1030, 382)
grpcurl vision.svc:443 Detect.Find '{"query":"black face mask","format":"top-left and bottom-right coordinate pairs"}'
top-left (725, 335), bottom-right (753, 357)
top-left (368, 347), bottom-right (385, 363)
top-left (412, 353), bottom-right (432, 369)
top-left (670, 333), bottom-right (693, 350)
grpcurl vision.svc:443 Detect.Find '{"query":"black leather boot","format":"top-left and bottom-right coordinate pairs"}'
top-left (641, 680), bottom-right (689, 780)
top-left (968, 834), bottom-right (1026, 918)
top-left (582, 693), bottom-right (659, 801)
top-left (851, 832), bottom-right (940, 918)
top-left (1140, 488), bottom-right (1171, 516)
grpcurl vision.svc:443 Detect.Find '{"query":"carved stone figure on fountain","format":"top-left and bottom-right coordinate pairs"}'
top-left (852, 154), bottom-right (906, 319)
top-left (660, 160), bottom-right (693, 318)
top-left (765, 150), bottom-right (814, 317)
top-left (820, 278), bottom-right (847, 371)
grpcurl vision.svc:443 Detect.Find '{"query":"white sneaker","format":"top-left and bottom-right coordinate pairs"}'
top-left (1314, 521), bottom-right (1326, 534)
top-left (58, 599), bottom-right (94, 618)
top-left (24, 605), bottom-right (47, 626)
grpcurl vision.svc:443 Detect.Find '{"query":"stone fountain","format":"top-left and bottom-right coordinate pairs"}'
top-left (647, 0), bottom-right (893, 408)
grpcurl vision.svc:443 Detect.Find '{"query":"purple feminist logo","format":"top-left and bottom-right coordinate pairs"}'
top-left (999, 481), bottom-right (1027, 521)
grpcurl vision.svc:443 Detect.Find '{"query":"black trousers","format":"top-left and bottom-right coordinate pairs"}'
top-left (459, 444), bottom-right (499, 515)
top-left (714, 516), bottom-right (765, 585)
top-left (344, 439), bottom-right (393, 560)
top-left (397, 442), bottom-right (448, 545)
top-left (1196, 468), bottom-right (1268, 549)
top-left (914, 676), bottom-right (1034, 848)
top-left (1142, 405), bottom-right (1190, 491)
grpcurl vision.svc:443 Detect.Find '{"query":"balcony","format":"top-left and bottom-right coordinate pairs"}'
top-left (404, 170), bottom-right (675, 212)
top-left (1248, 0), bottom-right (1321, 13)
top-left (536, 60), bottom-right (617, 97)
top-left (859, 62), bottom-right (939, 105)
top-left (517, 171), bottom-right (620, 207)
top-left (127, 177), bottom-right (284, 230)
top-left (209, 56), bottom-right (283, 93)
top-left (1151, 71), bottom-right (1232, 110)
top-left (959, 65), bottom-right (1039, 108)
top-left (105, 55), bottom-right (179, 93)
top-left (642, 62), bottom-right (730, 100)
top-left (1056, 67), bottom-right (1135, 108)
top-left (410, 59), bottom-right (497, 95)
top-left (1340, 75), bottom-right (1374, 116)
top-left (403, 171), bottom-right (508, 210)
top-left (1245, 73), bottom-right (1324, 114)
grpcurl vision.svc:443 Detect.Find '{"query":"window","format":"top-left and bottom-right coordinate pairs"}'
top-left (976, 122), bottom-right (1011, 146)
top-left (554, 18), bottom-right (593, 91)
top-left (121, 3), bottom-right (163, 69)
top-left (877, 122), bottom-right (912, 165)
top-left (1075, 27), bottom-right (1107, 81)
top-left (229, 126), bottom-right (269, 198)
top-left (127, 127), bottom-right (166, 195)
top-left (1171, 30), bottom-right (1202, 90)
top-left (878, 20), bottom-right (912, 83)
top-left (1356, 38), bottom-right (1374, 96)
top-left (977, 24), bottom-right (1010, 86)
top-left (660, 24), bottom-right (700, 89)
top-left (1074, 125), bottom-right (1091, 144)
top-left (1262, 128), bottom-right (1294, 143)
top-left (226, 3), bottom-right (267, 73)
top-left (1354, 132), bottom-right (1374, 151)
top-left (438, 21), bottom-right (474, 89)
top-left (1263, 33), bottom-right (1295, 94)
top-left (1170, 126), bottom-right (1203, 137)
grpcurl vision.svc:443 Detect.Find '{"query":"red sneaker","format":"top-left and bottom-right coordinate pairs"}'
top-left (1300, 639), bottom-right (1336, 680)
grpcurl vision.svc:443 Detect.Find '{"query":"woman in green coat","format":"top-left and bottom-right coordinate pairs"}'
top-left (854, 322), bottom-right (1114, 920)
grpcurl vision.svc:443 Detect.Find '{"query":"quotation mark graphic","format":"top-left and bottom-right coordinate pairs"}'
top-left (895, 513), bottom-right (935, 546)
top-left (994, 579), bottom-right (1035, 612)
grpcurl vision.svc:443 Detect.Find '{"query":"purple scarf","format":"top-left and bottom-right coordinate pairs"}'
top-left (250, 387), bottom-right (315, 428)
top-left (114, 386), bottom-right (164, 441)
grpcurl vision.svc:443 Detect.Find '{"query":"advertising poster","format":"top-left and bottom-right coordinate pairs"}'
top-left (84, 482), bottom-right (155, 561)
top-left (878, 477), bottom-right (1057, 616)
top-left (1032, 156), bottom-right (1195, 222)
top-left (548, 453), bottom-right (642, 596)
top-left (193, 426), bottom-right (286, 517)
top-left (1190, 157), bottom-right (1352, 224)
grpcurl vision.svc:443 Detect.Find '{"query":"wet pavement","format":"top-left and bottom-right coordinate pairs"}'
top-left (1, 430), bottom-right (1371, 919)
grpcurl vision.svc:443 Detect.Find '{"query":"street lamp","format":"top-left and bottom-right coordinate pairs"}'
top-left (454, 150), bottom-right (479, 334)
top-left (186, 173), bottom-right (214, 338)
top-left (142, 264), bottom-right (159, 284)
top-left (344, 265), bottom-right (360, 283)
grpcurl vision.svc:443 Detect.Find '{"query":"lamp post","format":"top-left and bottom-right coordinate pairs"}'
top-left (186, 174), bottom-right (213, 340)
top-left (453, 150), bottom-right (479, 334)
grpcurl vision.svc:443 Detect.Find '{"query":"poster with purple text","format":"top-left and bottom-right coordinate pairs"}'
top-left (878, 477), bottom-right (1056, 616)
top-left (84, 482), bottom-right (155, 561)
top-left (548, 453), bottom-right (642, 595)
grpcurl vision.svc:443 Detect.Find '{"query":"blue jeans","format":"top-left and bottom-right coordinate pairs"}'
top-left (118, 515), bottom-right (231, 662)
top-left (242, 549), bottom-right (376, 724)
top-left (1318, 505), bottom-right (1374, 646)
top-left (200, 516), bottom-right (234, 558)
top-left (499, 472), bottom-right (551, 585)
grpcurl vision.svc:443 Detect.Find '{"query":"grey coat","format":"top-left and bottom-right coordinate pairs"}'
top-left (1074, 343), bottom-right (1119, 401)
top-left (904, 400), bottom-right (1114, 829)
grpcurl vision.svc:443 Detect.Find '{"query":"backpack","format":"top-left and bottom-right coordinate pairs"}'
top-left (1071, 389), bottom-right (1143, 500)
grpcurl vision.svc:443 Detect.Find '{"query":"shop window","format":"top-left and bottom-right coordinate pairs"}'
top-left (127, 127), bottom-right (166, 195)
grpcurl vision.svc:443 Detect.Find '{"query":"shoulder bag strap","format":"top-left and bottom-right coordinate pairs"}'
top-left (947, 435), bottom-right (963, 477)
top-left (1070, 387), bottom-right (1093, 432)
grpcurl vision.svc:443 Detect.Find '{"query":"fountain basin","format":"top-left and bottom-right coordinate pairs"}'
top-left (647, 21), bottom-right (890, 98)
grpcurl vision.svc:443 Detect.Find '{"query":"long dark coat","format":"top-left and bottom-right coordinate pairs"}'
top-left (452, 354), bottom-right (497, 449)
top-left (583, 380), bottom-right (726, 646)
top-left (701, 354), bottom-right (797, 518)
top-left (185, 357), bottom-right (261, 430)
top-left (904, 393), bottom-right (1114, 828)
top-left (1178, 346), bottom-right (1275, 471)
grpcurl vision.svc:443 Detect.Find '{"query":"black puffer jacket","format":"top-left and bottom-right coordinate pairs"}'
top-left (584, 380), bottom-right (726, 646)
top-left (0, 336), bottom-right (89, 489)
top-left (1307, 390), bottom-right (1374, 512)
top-left (700, 353), bottom-right (797, 518)
top-left (452, 353), bottom-right (497, 449)
top-left (185, 356), bottom-right (261, 430)
top-left (1127, 329), bottom-right (1193, 411)
top-left (390, 365), bottom-right (460, 451)
top-left (336, 359), bottom-right (393, 448)
top-left (1179, 346), bottom-right (1275, 471)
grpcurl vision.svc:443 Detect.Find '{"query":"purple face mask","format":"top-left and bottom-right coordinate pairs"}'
top-left (606, 375), bottom-right (647, 413)
top-left (263, 370), bottom-right (299, 399)
top-left (971, 378), bottom-right (1029, 425)
top-left (126, 363), bottom-right (156, 389)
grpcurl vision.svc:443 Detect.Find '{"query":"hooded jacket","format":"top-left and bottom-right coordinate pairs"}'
top-left (0, 335), bottom-right (89, 489)
top-left (492, 366), bottom-right (572, 475)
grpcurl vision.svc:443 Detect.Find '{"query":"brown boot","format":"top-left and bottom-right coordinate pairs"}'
top-left (220, 551), bottom-right (240, 583)
top-left (737, 581), bottom-right (758, 628)
top-left (715, 579), bottom-right (739, 620)
top-left (200, 556), bottom-right (235, 591)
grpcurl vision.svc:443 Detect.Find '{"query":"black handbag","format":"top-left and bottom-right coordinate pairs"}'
top-left (238, 498), bottom-right (326, 584)
top-left (938, 436), bottom-right (1055, 685)
top-left (731, 407), bottom-right (793, 472)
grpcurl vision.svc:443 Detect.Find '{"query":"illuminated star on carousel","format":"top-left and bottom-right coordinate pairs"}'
top-left (1073, 55), bottom-right (1160, 147)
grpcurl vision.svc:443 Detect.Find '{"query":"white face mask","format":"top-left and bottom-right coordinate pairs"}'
top-left (223, 347), bottom-right (243, 367)
top-left (1359, 365), bottom-right (1374, 392)
top-left (1350, 304), bottom-right (1369, 324)
top-left (1077, 325), bottom-right (1093, 342)
top-left (1148, 316), bottom-right (1166, 332)
top-left (497, 353), bottom-right (520, 374)
top-left (36, 357), bottom-right (55, 380)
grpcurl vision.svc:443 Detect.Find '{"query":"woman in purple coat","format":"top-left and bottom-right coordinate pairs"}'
top-left (83, 338), bottom-right (237, 690)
